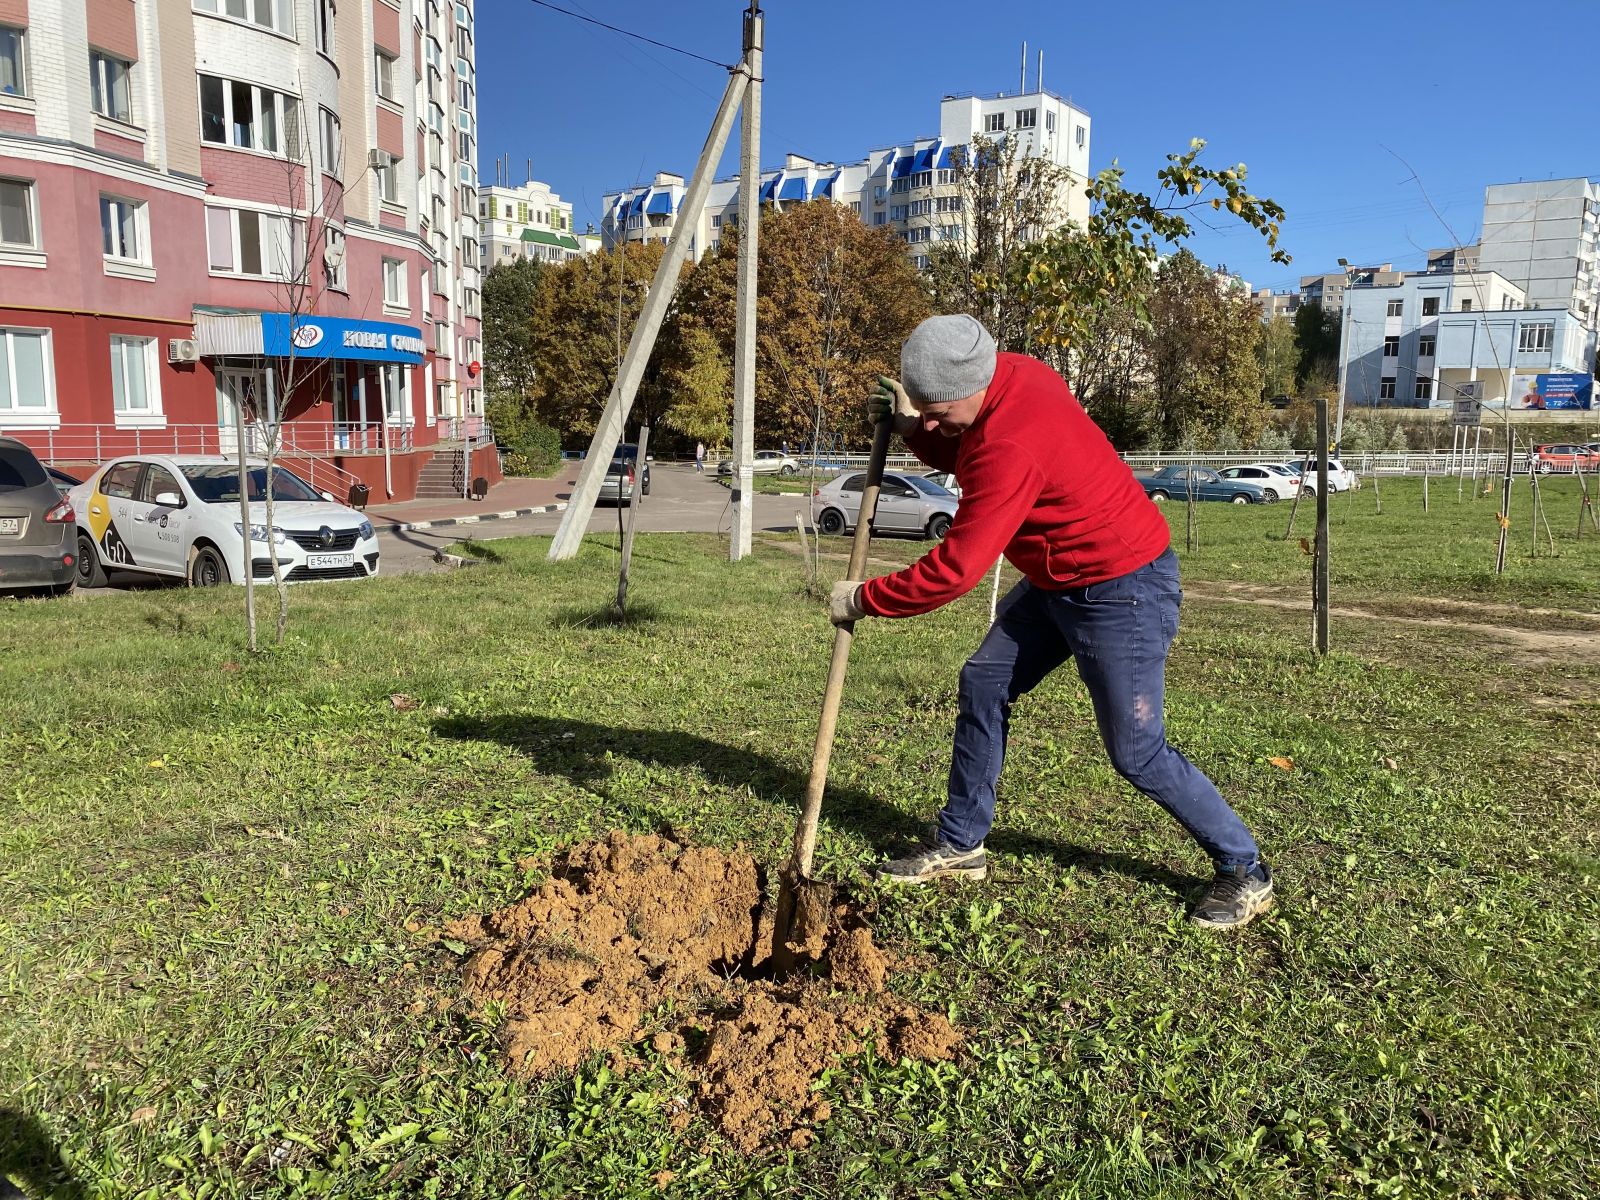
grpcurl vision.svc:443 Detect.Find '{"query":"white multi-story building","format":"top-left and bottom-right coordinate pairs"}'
top-left (478, 179), bottom-right (584, 268)
top-left (1340, 268), bottom-right (1595, 412)
top-left (600, 86), bottom-right (1093, 268)
top-left (1478, 177), bottom-right (1600, 331)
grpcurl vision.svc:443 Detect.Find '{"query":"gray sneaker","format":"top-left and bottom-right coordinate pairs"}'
top-left (1189, 863), bottom-right (1275, 929)
top-left (879, 837), bottom-right (987, 884)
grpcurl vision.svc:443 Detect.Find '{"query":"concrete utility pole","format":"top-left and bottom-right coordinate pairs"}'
top-left (728, 0), bottom-right (762, 560)
top-left (547, 36), bottom-right (754, 561)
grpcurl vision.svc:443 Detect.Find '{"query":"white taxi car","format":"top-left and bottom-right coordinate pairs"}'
top-left (68, 455), bottom-right (379, 588)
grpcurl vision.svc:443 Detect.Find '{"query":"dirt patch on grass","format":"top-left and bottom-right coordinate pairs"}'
top-left (444, 831), bottom-right (959, 1152)
top-left (1185, 580), bottom-right (1600, 656)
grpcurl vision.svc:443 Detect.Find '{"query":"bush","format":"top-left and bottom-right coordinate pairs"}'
top-left (487, 393), bottom-right (562, 476)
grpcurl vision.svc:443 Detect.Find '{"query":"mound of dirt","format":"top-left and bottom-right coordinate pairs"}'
top-left (444, 832), bottom-right (960, 1152)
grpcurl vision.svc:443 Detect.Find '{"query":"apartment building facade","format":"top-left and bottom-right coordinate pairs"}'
top-left (599, 87), bottom-right (1093, 269)
top-left (1341, 268), bottom-right (1595, 412)
top-left (1478, 177), bottom-right (1600, 331)
top-left (0, 0), bottom-right (488, 502)
top-left (478, 178), bottom-right (584, 269)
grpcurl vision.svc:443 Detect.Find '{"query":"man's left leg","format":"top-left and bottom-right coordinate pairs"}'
top-left (1057, 552), bottom-right (1273, 928)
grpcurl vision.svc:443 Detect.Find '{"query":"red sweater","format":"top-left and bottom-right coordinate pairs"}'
top-left (860, 353), bottom-right (1170, 619)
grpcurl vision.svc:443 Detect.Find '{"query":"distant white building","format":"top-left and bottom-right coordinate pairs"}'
top-left (1340, 268), bottom-right (1595, 412)
top-left (1252, 288), bottom-right (1300, 321)
top-left (600, 86), bottom-right (1093, 269)
top-left (478, 180), bottom-right (586, 269)
top-left (1478, 177), bottom-right (1600, 331)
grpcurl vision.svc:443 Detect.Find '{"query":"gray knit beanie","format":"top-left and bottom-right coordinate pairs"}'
top-left (901, 314), bottom-right (997, 404)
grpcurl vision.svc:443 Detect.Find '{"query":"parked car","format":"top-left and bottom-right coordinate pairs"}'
top-left (599, 443), bottom-right (651, 505)
top-left (67, 456), bottom-right (379, 588)
top-left (716, 450), bottom-right (801, 477)
top-left (46, 466), bottom-right (82, 496)
top-left (812, 470), bottom-right (958, 540)
top-left (0, 437), bottom-right (78, 596)
top-left (1217, 463), bottom-right (1300, 500)
top-left (1277, 458), bottom-right (1359, 493)
top-left (922, 470), bottom-right (962, 498)
top-left (1137, 466), bottom-right (1272, 504)
top-left (1530, 443), bottom-right (1600, 474)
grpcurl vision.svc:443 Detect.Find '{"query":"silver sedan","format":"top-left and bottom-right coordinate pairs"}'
top-left (811, 470), bottom-right (958, 540)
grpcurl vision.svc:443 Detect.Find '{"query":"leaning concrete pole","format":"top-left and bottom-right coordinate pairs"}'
top-left (547, 65), bottom-right (752, 561)
top-left (728, 0), bottom-right (762, 560)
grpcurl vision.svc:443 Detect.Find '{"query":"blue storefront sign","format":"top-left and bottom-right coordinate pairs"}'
top-left (260, 314), bottom-right (426, 364)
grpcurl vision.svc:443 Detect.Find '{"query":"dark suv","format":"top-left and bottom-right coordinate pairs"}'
top-left (0, 437), bottom-right (77, 595)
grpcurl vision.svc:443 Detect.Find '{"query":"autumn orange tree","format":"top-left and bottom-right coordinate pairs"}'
top-left (674, 201), bottom-right (929, 448)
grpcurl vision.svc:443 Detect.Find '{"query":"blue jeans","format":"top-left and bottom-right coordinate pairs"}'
top-left (938, 549), bottom-right (1261, 870)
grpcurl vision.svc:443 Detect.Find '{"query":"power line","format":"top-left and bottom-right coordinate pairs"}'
top-left (521, 0), bottom-right (733, 70)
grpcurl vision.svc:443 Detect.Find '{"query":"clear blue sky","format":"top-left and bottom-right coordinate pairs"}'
top-left (476, 0), bottom-right (1597, 294)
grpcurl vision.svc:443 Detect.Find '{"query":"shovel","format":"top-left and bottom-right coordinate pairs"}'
top-left (770, 412), bottom-right (896, 975)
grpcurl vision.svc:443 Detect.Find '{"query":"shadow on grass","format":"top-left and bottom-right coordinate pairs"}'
top-left (432, 714), bottom-right (1201, 899)
top-left (457, 540), bottom-right (508, 564)
top-left (0, 1108), bottom-right (85, 1200)
top-left (548, 600), bottom-right (669, 628)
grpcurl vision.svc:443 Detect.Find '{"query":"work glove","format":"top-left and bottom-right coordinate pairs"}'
top-left (830, 580), bottom-right (868, 625)
top-left (868, 376), bottom-right (918, 436)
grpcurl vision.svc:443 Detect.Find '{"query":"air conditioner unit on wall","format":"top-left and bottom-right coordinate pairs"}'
top-left (368, 148), bottom-right (388, 169)
top-left (168, 338), bottom-right (200, 364)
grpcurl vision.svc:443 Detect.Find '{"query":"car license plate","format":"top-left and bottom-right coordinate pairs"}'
top-left (307, 552), bottom-right (354, 569)
top-left (0, 517), bottom-right (19, 535)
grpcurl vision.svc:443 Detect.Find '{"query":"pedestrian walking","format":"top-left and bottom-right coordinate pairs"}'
top-left (829, 315), bottom-right (1274, 929)
top-left (695, 441), bottom-right (705, 474)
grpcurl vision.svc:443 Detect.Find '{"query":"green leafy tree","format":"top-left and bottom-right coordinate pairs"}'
top-left (1260, 314), bottom-right (1298, 399)
top-left (674, 202), bottom-right (929, 447)
top-left (657, 325), bottom-right (731, 445)
top-left (481, 257), bottom-right (544, 403)
top-left (1292, 302), bottom-right (1341, 394)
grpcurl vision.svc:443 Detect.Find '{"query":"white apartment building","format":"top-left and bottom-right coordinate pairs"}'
top-left (600, 86), bottom-right (1093, 268)
top-left (1478, 177), bottom-right (1600, 331)
top-left (1341, 268), bottom-right (1595, 412)
top-left (478, 179), bottom-right (584, 268)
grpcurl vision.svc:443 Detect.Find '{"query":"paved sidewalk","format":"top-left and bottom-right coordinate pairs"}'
top-left (364, 472), bottom-right (578, 531)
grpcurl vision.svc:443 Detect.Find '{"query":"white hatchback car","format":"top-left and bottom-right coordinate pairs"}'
top-left (1217, 463), bottom-right (1301, 501)
top-left (68, 455), bottom-right (379, 588)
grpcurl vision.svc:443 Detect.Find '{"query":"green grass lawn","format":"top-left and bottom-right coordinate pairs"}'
top-left (2, 487), bottom-right (1598, 1198)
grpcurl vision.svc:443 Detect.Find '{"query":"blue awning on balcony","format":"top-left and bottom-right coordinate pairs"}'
top-left (890, 154), bottom-right (913, 179)
top-left (811, 171), bottom-right (839, 200)
top-left (778, 175), bottom-right (807, 201)
top-left (912, 143), bottom-right (938, 172)
top-left (939, 145), bottom-right (962, 169)
top-left (645, 191), bottom-right (674, 215)
top-left (760, 175), bottom-right (779, 202)
top-left (627, 192), bottom-right (646, 216)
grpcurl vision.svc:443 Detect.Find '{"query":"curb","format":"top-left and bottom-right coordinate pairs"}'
top-left (374, 502), bottom-right (568, 533)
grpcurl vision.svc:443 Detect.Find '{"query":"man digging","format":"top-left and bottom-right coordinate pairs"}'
top-left (831, 314), bottom-right (1274, 929)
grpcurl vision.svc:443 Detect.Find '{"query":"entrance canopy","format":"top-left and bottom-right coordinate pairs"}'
top-left (195, 312), bottom-right (425, 365)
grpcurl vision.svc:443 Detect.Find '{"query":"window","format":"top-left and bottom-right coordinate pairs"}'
top-left (1418, 335), bottom-right (1436, 357)
top-left (908, 198), bottom-right (932, 217)
top-left (199, 75), bottom-right (299, 155)
top-left (382, 256), bottom-right (407, 307)
top-left (1386, 299), bottom-right (1402, 317)
top-left (1, 26), bottom-right (25, 97)
top-left (379, 361), bottom-right (408, 420)
top-left (1461, 298), bottom-right (1473, 312)
top-left (314, 0), bottom-right (334, 55)
top-left (139, 464), bottom-right (181, 504)
top-left (0, 327), bottom-right (52, 414)
top-left (1075, 125), bottom-right (1085, 147)
top-left (375, 152), bottom-right (399, 203)
top-left (912, 255), bottom-right (929, 270)
top-left (1518, 321), bottom-right (1554, 353)
top-left (0, 178), bottom-right (36, 248)
top-left (984, 112), bottom-right (1005, 133)
top-left (435, 381), bottom-right (451, 418)
top-left (937, 168), bottom-right (954, 184)
top-left (89, 51), bottom-right (132, 122)
top-left (318, 107), bottom-right (340, 171)
top-left (323, 224), bottom-right (345, 290)
top-left (911, 171), bottom-right (933, 189)
top-left (710, 214), bottom-right (722, 228)
top-left (1383, 336), bottom-right (1399, 357)
top-left (849, 201), bottom-right (860, 216)
top-left (935, 195), bottom-right (962, 213)
top-left (101, 461), bottom-right (141, 498)
top-left (1045, 110), bottom-right (1055, 133)
top-left (872, 212), bottom-right (886, 226)
top-left (1421, 296), bottom-right (1439, 316)
top-left (1015, 108), bottom-right (1036, 129)
top-left (889, 204), bottom-right (906, 221)
top-left (205, 205), bottom-right (302, 279)
top-left (109, 336), bottom-right (161, 418)
top-left (1378, 380), bottom-right (1396, 400)
top-left (374, 50), bottom-right (397, 101)
top-left (100, 195), bottom-right (145, 262)
top-left (193, 0), bottom-right (294, 37)
top-left (1414, 377), bottom-right (1432, 401)
top-left (906, 227), bottom-right (930, 244)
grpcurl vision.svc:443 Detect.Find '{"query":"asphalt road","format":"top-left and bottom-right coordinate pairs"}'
top-left (381, 464), bottom-right (820, 576)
